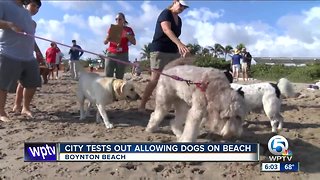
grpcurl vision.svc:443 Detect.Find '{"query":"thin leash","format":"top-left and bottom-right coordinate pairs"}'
top-left (20, 32), bottom-right (208, 92)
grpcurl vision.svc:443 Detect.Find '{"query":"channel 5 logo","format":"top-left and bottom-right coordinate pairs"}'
top-left (268, 135), bottom-right (293, 161)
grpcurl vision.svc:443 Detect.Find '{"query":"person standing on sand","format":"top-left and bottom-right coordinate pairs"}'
top-left (55, 46), bottom-right (63, 79)
top-left (13, 0), bottom-right (44, 115)
top-left (139, 0), bottom-right (190, 111)
top-left (0, 0), bottom-right (42, 121)
top-left (103, 12), bottom-right (136, 79)
top-left (69, 39), bottom-right (84, 80)
top-left (46, 42), bottom-right (60, 80)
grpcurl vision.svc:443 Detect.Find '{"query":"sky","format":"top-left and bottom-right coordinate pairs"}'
top-left (31, 0), bottom-right (320, 61)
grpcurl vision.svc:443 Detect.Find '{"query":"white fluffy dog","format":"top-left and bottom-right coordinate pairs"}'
top-left (146, 58), bottom-right (246, 142)
top-left (231, 78), bottom-right (296, 132)
top-left (77, 72), bottom-right (140, 129)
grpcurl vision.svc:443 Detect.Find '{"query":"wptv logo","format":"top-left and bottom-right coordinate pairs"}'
top-left (268, 135), bottom-right (293, 162)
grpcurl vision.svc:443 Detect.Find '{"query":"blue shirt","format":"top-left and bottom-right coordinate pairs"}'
top-left (232, 54), bottom-right (242, 65)
top-left (149, 9), bottom-right (182, 53)
top-left (69, 45), bottom-right (84, 60)
top-left (0, 0), bottom-right (35, 61)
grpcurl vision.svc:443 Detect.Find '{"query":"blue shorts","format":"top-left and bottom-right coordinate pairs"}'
top-left (0, 54), bottom-right (41, 93)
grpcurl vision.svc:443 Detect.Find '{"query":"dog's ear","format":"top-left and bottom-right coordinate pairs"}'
top-left (224, 71), bottom-right (233, 83)
top-left (236, 87), bottom-right (244, 98)
top-left (120, 82), bottom-right (127, 94)
top-left (113, 80), bottom-right (124, 96)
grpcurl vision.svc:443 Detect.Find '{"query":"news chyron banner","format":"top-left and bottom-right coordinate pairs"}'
top-left (24, 143), bottom-right (259, 162)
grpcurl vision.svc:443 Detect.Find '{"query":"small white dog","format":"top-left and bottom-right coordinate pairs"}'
top-left (77, 72), bottom-right (140, 129)
top-left (231, 78), bottom-right (296, 132)
top-left (146, 58), bottom-right (246, 142)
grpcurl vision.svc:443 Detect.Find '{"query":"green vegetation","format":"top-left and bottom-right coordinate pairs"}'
top-left (251, 63), bottom-right (320, 83)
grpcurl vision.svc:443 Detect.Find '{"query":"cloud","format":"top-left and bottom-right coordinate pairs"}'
top-left (63, 14), bottom-right (86, 29)
top-left (181, 6), bottom-right (320, 57)
top-left (117, 0), bottom-right (133, 12)
top-left (37, 19), bottom-right (66, 38)
top-left (123, 1), bottom-right (162, 60)
top-left (87, 15), bottom-right (113, 36)
top-left (47, 1), bottom-right (97, 11)
top-left (185, 8), bottom-right (224, 22)
top-left (36, 2), bottom-right (320, 62)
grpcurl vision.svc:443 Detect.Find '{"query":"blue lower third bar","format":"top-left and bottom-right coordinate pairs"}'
top-left (280, 162), bottom-right (299, 172)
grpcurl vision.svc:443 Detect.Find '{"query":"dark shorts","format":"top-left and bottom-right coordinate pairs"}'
top-left (0, 55), bottom-right (41, 93)
top-left (47, 63), bottom-right (56, 69)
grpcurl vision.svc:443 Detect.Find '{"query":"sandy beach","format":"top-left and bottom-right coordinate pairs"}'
top-left (0, 72), bottom-right (319, 180)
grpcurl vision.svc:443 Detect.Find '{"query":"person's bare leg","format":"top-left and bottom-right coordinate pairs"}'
top-left (13, 83), bottom-right (24, 113)
top-left (242, 70), bottom-right (246, 81)
top-left (21, 88), bottom-right (36, 118)
top-left (139, 71), bottom-right (161, 110)
top-left (51, 68), bottom-right (54, 80)
top-left (244, 70), bottom-right (248, 81)
top-left (55, 67), bottom-right (59, 79)
top-left (236, 68), bottom-right (239, 81)
top-left (0, 89), bottom-right (10, 121)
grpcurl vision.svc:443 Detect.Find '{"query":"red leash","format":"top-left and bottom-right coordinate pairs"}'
top-left (20, 32), bottom-right (208, 92)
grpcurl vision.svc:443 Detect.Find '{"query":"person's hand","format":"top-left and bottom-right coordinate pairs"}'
top-left (126, 33), bottom-right (133, 39)
top-left (177, 42), bottom-right (190, 58)
top-left (104, 36), bottom-right (111, 45)
top-left (7, 22), bottom-right (23, 33)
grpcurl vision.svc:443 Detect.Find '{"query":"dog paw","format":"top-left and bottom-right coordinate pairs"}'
top-left (145, 126), bottom-right (158, 133)
top-left (106, 124), bottom-right (114, 129)
top-left (177, 137), bottom-right (192, 143)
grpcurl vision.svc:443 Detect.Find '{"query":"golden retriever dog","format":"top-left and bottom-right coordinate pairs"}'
top-left (39, 65), bottom-right (49, 84)
top-left (145, 57), bottom-right (246, 142)
top-left (77, 72), bottom-right (140, 129)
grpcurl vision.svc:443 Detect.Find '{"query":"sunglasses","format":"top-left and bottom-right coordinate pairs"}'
top-left (115, 18), bottom-right (123, 21)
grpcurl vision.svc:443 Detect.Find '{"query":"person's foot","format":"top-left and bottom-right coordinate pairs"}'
top-left (21, 108), bottom-right (34, 118)
top-left (0, 111), bottom-right (10, 122)
top-left (0, 116), bottom-right (10, 122)
top-left (12, 105), bottom-right (22, 114)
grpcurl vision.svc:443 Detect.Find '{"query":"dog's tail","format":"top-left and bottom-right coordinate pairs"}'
top-left (277, 78), bottom-right (296, 98)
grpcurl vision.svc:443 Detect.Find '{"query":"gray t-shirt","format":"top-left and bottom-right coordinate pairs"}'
top-left (0, 0), bottom-right (35, 61)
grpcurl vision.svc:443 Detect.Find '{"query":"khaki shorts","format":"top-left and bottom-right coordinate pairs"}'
top-left (241, 63), bottom-right (248, 72)
top-left (150, 51), bottom-right (180, 70)
top-left (0, 55), bottom-right (41, 93)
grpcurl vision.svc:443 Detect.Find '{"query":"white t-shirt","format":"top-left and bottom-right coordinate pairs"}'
top-left (56, 52), bottom-right (63, 64)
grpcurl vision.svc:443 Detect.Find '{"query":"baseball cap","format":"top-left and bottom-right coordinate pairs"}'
top-left (179, 0), bottom-right (189, 8)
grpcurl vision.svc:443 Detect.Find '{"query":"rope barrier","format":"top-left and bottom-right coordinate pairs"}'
top-left (20, 32), bottom-right (208, 92)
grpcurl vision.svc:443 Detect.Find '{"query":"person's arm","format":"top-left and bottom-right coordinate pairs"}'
top-left (0, 20), bottom-right (23, 33)
top-left (104, 28), bottom-right (111, 45)
top-left (45, 49), bottom-right (49, 63)
top-left (160, 21), bottom-right (189, 56)
top-left (126, 28), bottom-right (136, 45)
top-left (79, 46), bottom-right (84, 57)
top-left (34, 42), bottom-right (44, 63)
